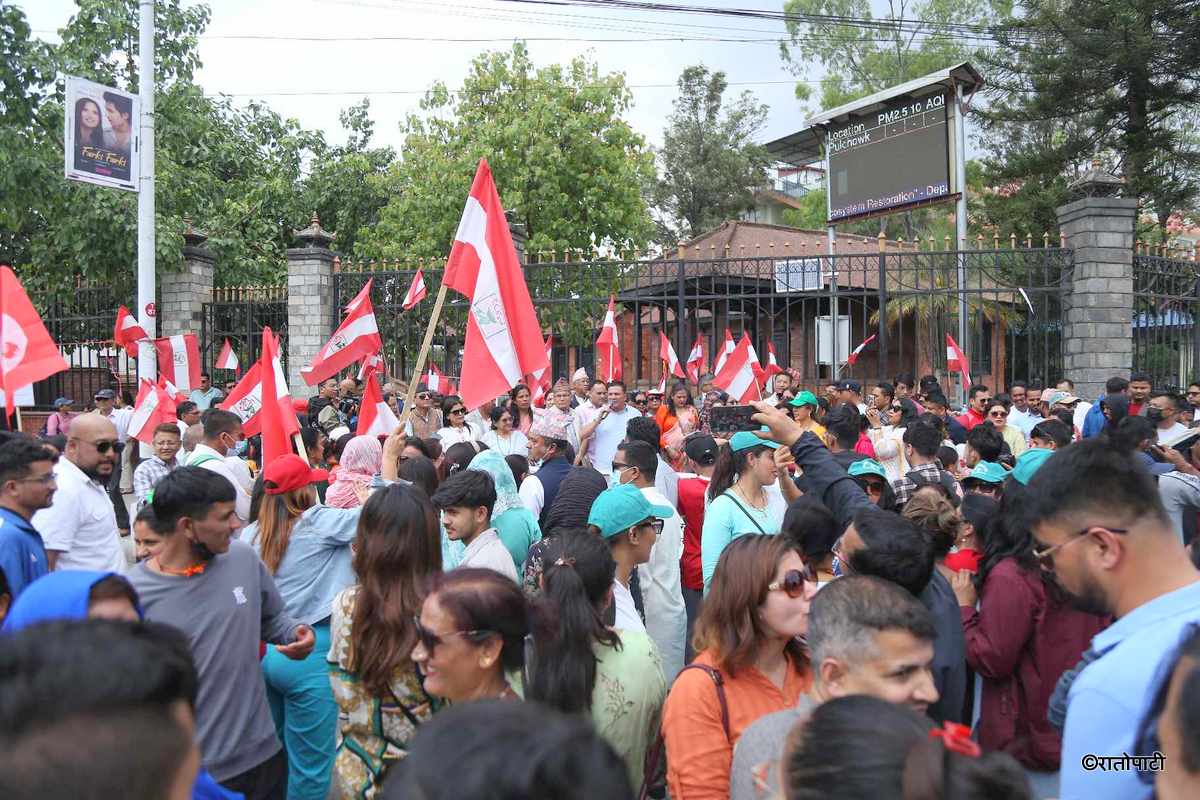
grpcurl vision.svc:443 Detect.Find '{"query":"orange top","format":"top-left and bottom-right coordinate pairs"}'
top-left (661, 649), bottom-right (812, 800)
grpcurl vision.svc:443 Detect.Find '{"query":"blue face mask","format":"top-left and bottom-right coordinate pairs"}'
top-left (610, 466), bottom-right (630, 487)
top-left (831, 555), bottom-right (843, 578)
top-left (227, 439), bottom-right (247, 457)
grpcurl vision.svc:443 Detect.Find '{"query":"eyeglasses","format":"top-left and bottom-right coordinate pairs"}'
top-left (768, 565), bottom-right (817, 598)
top-left (636, 518), bottom-right (665, 537)
top-left (412, 616), bottom-right (493, 656)
top-left (15, 473), bottom-right (57, 485)
top-left (416, 392), bottom-right (431, 400)
top-left (449, 408), bottom-right (466, 415)
top-left (75, 438), bottom-right (124, 454)
top-left (1032, 525), bottom-right (1128, 571)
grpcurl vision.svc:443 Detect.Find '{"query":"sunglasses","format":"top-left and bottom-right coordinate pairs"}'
top-left (768, 565), bottom-right (818, 598)
top-left (449, 407), bottom-right (466, 415)
top-left (889, 404), bottom-right (902, 412)
top-left (1032, 525), bottom-right (1128, 571)
top-left (637, 518), bottom-right (665, 537)
top-left (416, 392), bottom-right (431, 400)
top-left (77, 438), bottom-right (124, 454)
top-left (412, 616), bottom-right (493, 656)
top-left (862, 479), bottom-right (886, 495)
top-left (988, 410), bottom-right (1008, 418)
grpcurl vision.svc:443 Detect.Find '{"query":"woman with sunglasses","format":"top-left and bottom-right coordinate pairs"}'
top-left (411, 567), bottom-right (529, 704)
top-left (947, 484), bottom-right (1107, 790)
top-left (435, 395), bottom-right (477, 447)
top-left (482, 405), bottom-right (529, 458)
top-left (986, 400), bottom-right (1028, 459)
top-left (526, 528), bottom-right (667, 790)
top-left (847, 459), bottom-right (898, 512)
top-left (661, 534), bottom-right (815, 800)
top-left (328, 482), bottom-right (442, 799)
top-left (865, 397), bottom-right (918, 481)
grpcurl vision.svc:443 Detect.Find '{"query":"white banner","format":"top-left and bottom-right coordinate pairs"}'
top-left (64, 76), bottom-right (139, 192)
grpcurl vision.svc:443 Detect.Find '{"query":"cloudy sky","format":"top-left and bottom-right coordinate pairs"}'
top-left (21, 0), bottom-right (819, 151)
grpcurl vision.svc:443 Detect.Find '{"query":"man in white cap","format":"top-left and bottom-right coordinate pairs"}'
top-left (520, 416), bottom-right (573, 524)
top-left (570, 368), bottom-right (590, 409)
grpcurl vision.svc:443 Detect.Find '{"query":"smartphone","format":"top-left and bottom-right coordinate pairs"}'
top-left (709, 405), bottom-right (760, 434)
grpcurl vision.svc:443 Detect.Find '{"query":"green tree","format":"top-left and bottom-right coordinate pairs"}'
top-left (651, 65), bottom-right (770, 242)
top-left (357, 42), bottom-right (655, 260)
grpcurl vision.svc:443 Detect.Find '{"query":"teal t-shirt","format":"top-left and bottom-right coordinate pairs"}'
top-left (700, 488), bottom-right (786, 592)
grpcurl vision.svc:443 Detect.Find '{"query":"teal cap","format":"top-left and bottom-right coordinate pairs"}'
top-left (789, 390), bottom-right (818, 409)
top-left (964, 461), bottom-right (1006, 485)
top-left (730, 431), bottom-right (773, 452)
top-left (1011, 447), bottom-right (1054, 485)
top-left (847, 459), bottom-right (888, 480)
top-left (587, 484), bottom-right (675, 539)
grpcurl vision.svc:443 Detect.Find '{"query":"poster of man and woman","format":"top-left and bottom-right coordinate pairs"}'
top-left (64, 76), bottom-right (139, 191)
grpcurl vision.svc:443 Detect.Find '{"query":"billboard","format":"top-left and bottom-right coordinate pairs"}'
top-left (64, 76), bottom-right (139, 191)
top-left (826, 91), bottom-right (950, 222)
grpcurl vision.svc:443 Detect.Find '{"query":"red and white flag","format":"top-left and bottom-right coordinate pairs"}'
top-left (218, 326), bottom-right (298, 448)
top-left (946, 334), bottom-right (972, 387)
top-left (0, 266), bottom-right (69, 418)
top-left (402, 269), bottom-right (428, 311)
top-left (656, 368), bottom-right (668, 395)
top-left (154, 334), bottom-right (201, 394)
top-left (596, 296), bottom-right (622, 382)
top-left (685, 338), bottom-right (707, 384)
top-left (424, 362), bottom-right (458, 396)
top-left (442, 159), bottom-right (548, 411)
top-left (659, 332), bottom-right (686, 379)
top-left (114, 305), bottom-right (148, 357)
top-left (747, 339), bottom-right (767, 389)
top-left (845, 334), bottom-right (877, 366)
top-left (527, 335), bottom-right (553, 408)
top-left (713, 328), bottom-right (735, 376)
top-left (126, 379), bottom-right (178, 446)
top-left (301, 279), bottom-right (383, 386)
top-left (713, 333), bottom-right (762, 404)
top-left (156, 377), bottom-right (182, 410)
top-left (215, 338), bottom-right (238, 372)
top-left (356, 365), bottom-right (400, 437)
top-left (764, 342), bottom-right (784, 379)
top-left (357, 352), bottom-right (385, 381)
top-left (259, 327), bottom-right (299, 468)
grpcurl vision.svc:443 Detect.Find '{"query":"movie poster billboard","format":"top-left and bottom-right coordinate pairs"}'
top-left (64, 76), bottom-right (139, 191)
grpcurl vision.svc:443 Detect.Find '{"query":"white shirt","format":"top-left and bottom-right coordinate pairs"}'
top-left (612, 578), bottom-right (645, 633)
top-left (590, 406), bottom-right (642, 474)
top-left (458, 528), bottom-right (518, 582)
top-left (1073, 401), bottom-right (1092, 434)
top-left (519, 474), bottom-right (545, 520)
top-left (34, 457), bottom-right (125, 573)
top-left (1158, 422), bottom-right (1191, 445)
top-left (1007, 407), bottom-right (1041, 437)
top-left (481, 429), bottom-right (528, 457)
top-left (435, 426), bottom-right (477, 448)
top-left (574, 401), bottom-right (605, 460)
top-left (655, 456), bottom-right (679, 507)
top-left (186, 444), bottom-right (252, 523)
top-left (97, 406), bottom-right (134, 443)
top-left (640, 486), bottom-right (687, 682)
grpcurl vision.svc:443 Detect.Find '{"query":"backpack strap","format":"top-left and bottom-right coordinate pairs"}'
top-left (639, 662), bottom-right (731, 800)
top-left (678, 663), bottom-right (731, 740)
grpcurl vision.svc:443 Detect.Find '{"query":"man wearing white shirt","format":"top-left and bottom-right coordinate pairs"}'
top-left (432, 469), bottom-right (518, 581)
top-left (570, 368), bottom-right (591, 408)
top-left (573, 379), bottom-right (608, 465)
top-left (1151, 392), bottom-right (1191, 444)
top-left (765, 372), bottom-right (793, 408)
top-left (578, 381), bottom-right (641, 475)
top-left (34, 413), bottom-right (125, 572)
top-left (1005, 381), bottom-right (1041, 437)
top-left (184, 409), bottom-right (252, 523)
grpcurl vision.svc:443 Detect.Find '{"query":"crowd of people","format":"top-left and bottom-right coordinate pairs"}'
top-left (3, 362), bottom-right (1200, 800)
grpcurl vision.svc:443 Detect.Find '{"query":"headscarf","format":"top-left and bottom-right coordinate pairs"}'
top-left (468, 449), bottom-right (523, 517)
top-left (3, 571), bottom-right (142, 632)
top-left (325, 435), bottom-right (383, 509)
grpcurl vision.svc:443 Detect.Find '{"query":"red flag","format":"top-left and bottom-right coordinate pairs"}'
top-left (685, 338), bottom-right (707, 384)
top-left (156, 377), bottom-right (182, 410)
top-left (219, 363), bottom-right (266, 435)
top-left (656, 368), bottom-right (668, 395)
top-left (356, 366), bottom-right (401, 437)
top-left (215, 338), bottom-right (238, 372)
top-left (713, 328), bottom-right (735, 376)
top-left (442, 159), bottom-right (548, 411)
top-left (126, 379), bottom-right (178, 445)
top-left (259, 326), bottom-right (299, 469)
top-left (764, 342), bottom-right (784, 379)
top-left (357, 352), bottom-right (385, 381)
top-left (527, 335), bottom-right (553, 407)
top-left (845, 334), bottom-right (877, 366)
top-left (747, 339), bottom-right (767, 389)
top-left (596, 296), bottom-right (622, 382)
top-left (659, 332), bottom-right (686, 379)
top-left (424, 362), bottom-right (458, 396)
top-left (114, 305), bottom-right (148, 357)
top-left (0, 267), bottom-right (69, 418)
top-left (713, 333), bottom-right (761, 404)
top-left (154, 334), bottom-right (201, 393)
top-left (402, 269), bottom-right (428, 311)
top-left (946, 334), bottom-right (972, 387)
top-left (301, 279), bottom-right (383, 386)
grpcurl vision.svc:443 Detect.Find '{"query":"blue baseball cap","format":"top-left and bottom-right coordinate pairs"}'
top-left (588, 484), bottom-right (675, 539)
top-left (847, 459), bottom-right (888, 480)
top-left (730, 431), bottom-right (773, 452)
top-left (963, 461), bottom-right (1006, 485)
top-left (1012, 447), bottom-right (1054, 485)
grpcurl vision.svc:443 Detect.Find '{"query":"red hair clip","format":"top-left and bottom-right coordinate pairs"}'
top-left (929, 722), bottom-right (981, 757)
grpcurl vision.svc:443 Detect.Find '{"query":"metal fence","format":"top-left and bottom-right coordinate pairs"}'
top-left (1133, 253), bottom-right (1200, 392)
top-left (201, 285), bottom-right (288, 379)
top-left (334, 244), bottom-right (1072, 393)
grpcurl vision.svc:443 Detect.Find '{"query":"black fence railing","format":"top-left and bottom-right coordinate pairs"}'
top-left (1133, 254), bottom-right (1200, 392)
top-left (201, 286), bottom-right (288, 382)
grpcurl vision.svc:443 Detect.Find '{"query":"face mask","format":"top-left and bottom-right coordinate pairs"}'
top-left (1147, 408), bottom-right (1165, 422)
top-left (227, 439), bottom-right (247, 457)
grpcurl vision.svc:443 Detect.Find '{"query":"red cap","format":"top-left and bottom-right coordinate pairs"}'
top-left (263, 454), bottom-right (329, 495)
top-left (291, 397), bottom-right (309, 413)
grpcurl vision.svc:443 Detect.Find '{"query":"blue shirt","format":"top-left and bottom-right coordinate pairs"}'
top-left (0, 506), bottom-right (47, 600)
top-left (700, 487), bottom-right (786, 592)
top-left (1061, 579), bottom-right (1200, 799)
top-left (241, 505), bottom-right (361, 625)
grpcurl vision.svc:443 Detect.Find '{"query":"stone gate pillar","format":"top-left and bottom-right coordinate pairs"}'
top-left (286, 214), bottom-right (336, 395)
top-left (160, 219), bottom-right (215, 339)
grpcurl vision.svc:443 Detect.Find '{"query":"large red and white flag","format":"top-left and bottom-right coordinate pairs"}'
top-left (301, 279), bottom-right (383, 386)
top-left (114, 305), bottom-right (148, 357)
top-left (764, 342), bottom-right (784, 379)
top-left (424, 362), bottom-right (458, 396)
top-left (527, 335), bottom-right (553, 408)
top-left (218, 327), bottom-right (298, 448)
top-left (402, 269), bottom-right (428, 311)
top-left (126, 379), bottom-right (178, 446)
top-left (747, 339), bottom-right (767, 389)
top-left (215, 338), bottom-right (238, 372)
top-left (0, 266), bottom-right (69, 418)
top-left (259, 327), bottom-right (299, 468)
top-left (356, 365), bottom-right (400, 437)
top-left (845, 333), bottom-right (877, 366)
top-left (659, 332), bottom-right (686, 379)
top-left (946, 334), bottom-right (972, 388)
top-left (442, 159), bottom-right (548, 411)
top-left (713, 328), bottom-right (735, 376)
top-left (713, 333), bottom-right (762, 404)
top-left (357, 352), bottom-right (385, 381)
top-left (154, 334), bottom-right (201, 393)
top-left (596, 296), bottom-right (622, 382)
top-left (685, 337), bottom-right (707, 384)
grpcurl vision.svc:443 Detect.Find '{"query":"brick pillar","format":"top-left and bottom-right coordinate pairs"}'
top-left (286, 213), bottom-right (337, 396)
top-left (1056, 166), bottom-right (1137, 401)
top-left (160, 219), bottom-right (215, 338)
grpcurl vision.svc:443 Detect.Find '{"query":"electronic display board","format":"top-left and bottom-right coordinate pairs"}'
top-left (826, 91), bottom-right (950, 222)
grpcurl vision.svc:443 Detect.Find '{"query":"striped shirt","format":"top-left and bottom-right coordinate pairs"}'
top-left (133, 456), bottom-right (177, 504)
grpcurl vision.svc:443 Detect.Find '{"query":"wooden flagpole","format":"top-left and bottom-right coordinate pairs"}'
top-left (397, 282), bottom-right (451, 431)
